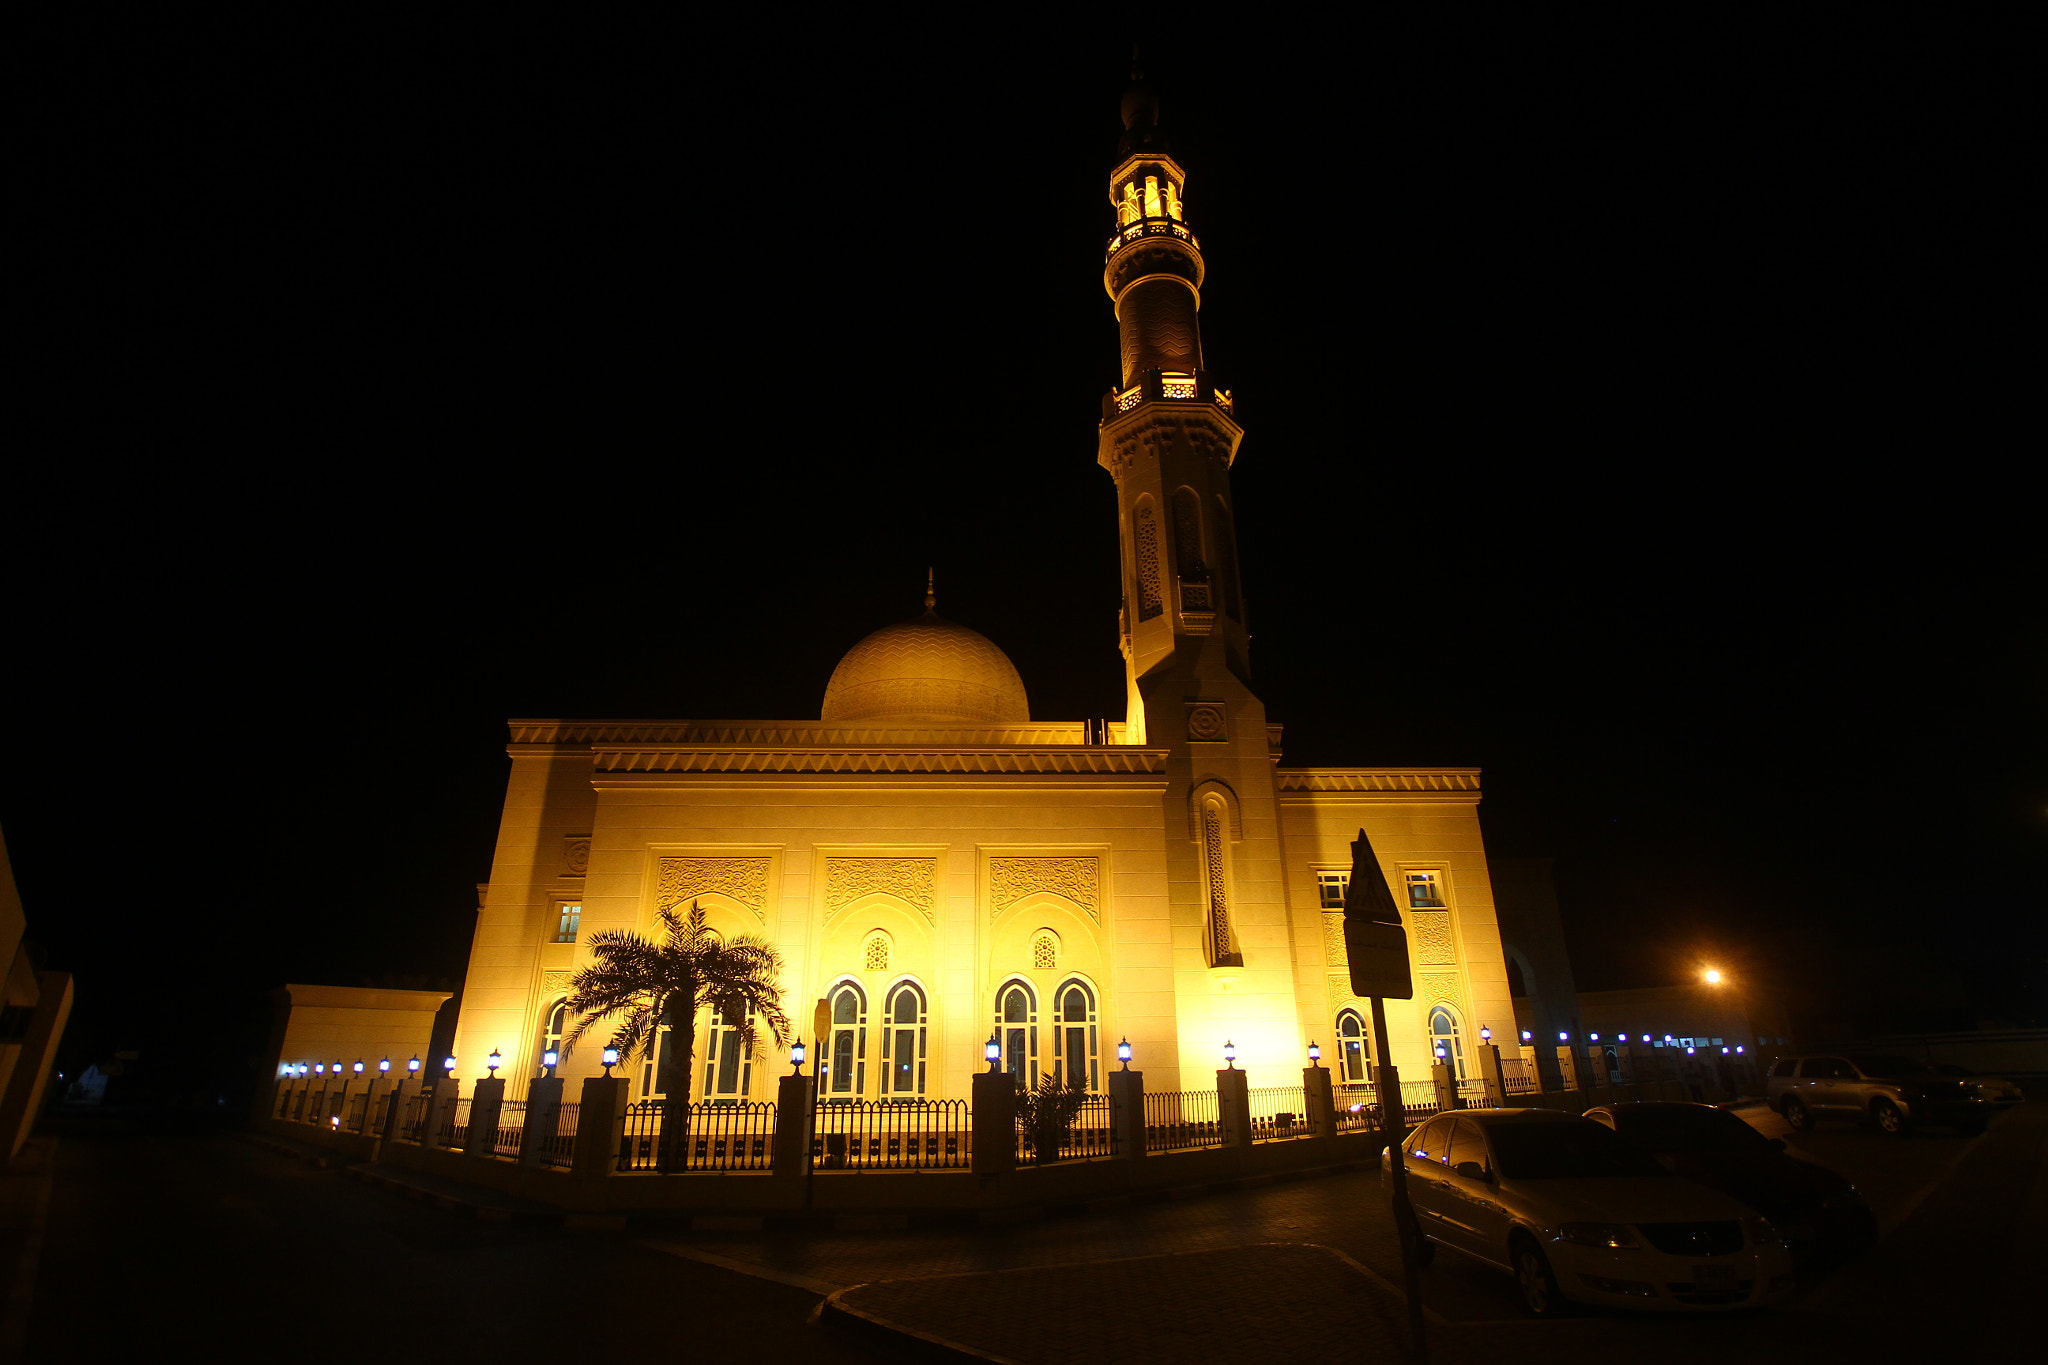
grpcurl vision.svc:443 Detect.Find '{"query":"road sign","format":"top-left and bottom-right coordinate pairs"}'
top-left (1342, 827), bottom-right (1412, 999)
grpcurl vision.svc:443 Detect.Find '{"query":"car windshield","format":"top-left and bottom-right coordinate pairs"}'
top-left (1616, 1106), bottom-right (1773, 1153)
top-left (1488, 1120), bottom-right (1670, 1179)
top-left (1846, 1055), bottom-right (1931, 1078)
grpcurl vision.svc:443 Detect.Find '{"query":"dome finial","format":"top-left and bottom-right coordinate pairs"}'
top-left (924, 566), bottom-right (935, 614)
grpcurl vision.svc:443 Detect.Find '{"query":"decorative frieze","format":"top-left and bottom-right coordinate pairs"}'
top-left (824, 858), bottom-right (937, 922)
top-left (1416, 972), bottom-right (1462, 1006)
top-left (988, 856), bottom-right (1101, 922)
top-left (1411, 911), bottom-right (1456, 966)
top-left (656, 857), bottom-right (771, 921)
top-left (594, 747), bottom-right (1169, 776)
top-left (1276, 769), bottom-right (1481, 793)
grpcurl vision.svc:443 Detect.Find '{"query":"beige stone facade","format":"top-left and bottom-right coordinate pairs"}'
top-left (447, 87), bottom-right (1517, 1104)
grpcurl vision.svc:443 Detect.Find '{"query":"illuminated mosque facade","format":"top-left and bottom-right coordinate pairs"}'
top-left (448, 78), bottom-right (1516, 1104)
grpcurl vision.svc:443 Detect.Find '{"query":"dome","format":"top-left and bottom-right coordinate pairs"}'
top-left (822, 610), bottom-right (1029, 726)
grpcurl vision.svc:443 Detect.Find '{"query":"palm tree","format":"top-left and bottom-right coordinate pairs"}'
top-left (564, 901), bottom-right (790, 1172)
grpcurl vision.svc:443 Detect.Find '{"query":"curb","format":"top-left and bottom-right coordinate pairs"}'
top-left (818, 1286), bottom-right (1021, 1364)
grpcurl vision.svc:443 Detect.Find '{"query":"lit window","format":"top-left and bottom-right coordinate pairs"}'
top-left (701, 1005), bottom-right (755, 1099)
top-left (882, 981), bottom-right (928, 1098)
top-left (537, 998), bottom-right (566, 1065)
top-left (1429, 1005), bottom-right (1466, 1079)
top-left (864, 934), bottom-right (890, 973)
top-left (1317, 872), bottom-right (1349, 909)
top-left (1052, 980), bottom-right (1099, 1091)
top-left (995, 981), bottom-right (1038, 1083)
top-left (1335, 1009), bottom-right (1368, 1083)
top-left (1405, 872), bottom-right (1445, 908)
top-left (1144, 175), bottom-right (1162, 219)
top-left (827, 981), bottom-right (868, 1097)
top-left (554, 902), bottom-right (582, 943)
top-left (1032, 933), bottom-right (1058, 971)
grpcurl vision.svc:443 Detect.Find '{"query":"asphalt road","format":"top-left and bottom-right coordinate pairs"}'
top-left (22, 1129), bottom-right (885, 1362)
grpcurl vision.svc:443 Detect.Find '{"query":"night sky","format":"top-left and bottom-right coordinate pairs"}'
top-left (10, 12), bottom-right (2041, 1095)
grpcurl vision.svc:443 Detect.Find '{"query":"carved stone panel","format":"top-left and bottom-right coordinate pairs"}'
top-left (824, 858), bottom-right (937, 923)
top-left (1411, 911), bottom-right (1456, 966)
top-left (1322, 913), bottom-right (1347, 967)
top-left (1187, 703), bottom-right (1227, 742)
top-left (1326, 972), bottom-right (1361, 1012)
top-left (562, 838), bottom-right (591, 876)
top-left (656, 857), bottom-right (771, 921)
top-left (988, 856), bottom-right (1101, 922)
top-left (1417, 972), bottom-right (1462, 1006)
top-left (540, 969), bottom-right (572, 998)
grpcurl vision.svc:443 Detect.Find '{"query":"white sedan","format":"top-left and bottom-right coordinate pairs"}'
top-left (1384, 1107), bottom-right (1796, 1315)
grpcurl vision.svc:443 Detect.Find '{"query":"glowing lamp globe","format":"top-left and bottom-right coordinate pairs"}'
top-left (542, 1049), bottom-right (559, 1073)
top-left (1520, 1030), bottom-right (1531, 1042)
top-left (1479, 1026), bottom-right (1492, 1044)
top-left (1117, 1037), bottom-right (1132, 1067)
top-left (601, 1046), bottom-right (620, 1077)
top-left (985, 1035), bottom-right (1002, 1070)
top-left (1307, 1040), bottom-right (1321, 1063)
top-left (790, 1038), bottom-right (806, 1073)
top-left (408, 1056), bottom-right (420, 1074)
top-left (1222, 1039), bottom-right (1237, 1068)
top-left (443, 1056), bottom-right (457, 1075)
top-left (378, 1058), bottom-right (390, 1075)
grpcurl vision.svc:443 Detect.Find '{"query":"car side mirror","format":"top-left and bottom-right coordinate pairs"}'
top-left (1453, 1161), bottom-right (1490, 1182)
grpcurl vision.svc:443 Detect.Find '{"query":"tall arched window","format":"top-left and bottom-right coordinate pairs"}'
top-left (1052, 979), bottom-right (1099, 1091)
top-left (1171, 487), bottom-right (1205, 580)
top-left (1199, 797), bottom-right (1241, 967)
top-left (1133, 502), bottom-right (1163, 620)
top-left (701, 1004), bottom-right (755, 1100)
top-left (1335, 1008), bottom-right (1368, 1083)
top-left (882, 981), bottom-right (928, 1098)
top-left (1429, 1006), bottom-right (1466, 1080)
top-left (826, 981), bottom-right (868, 1099)
top-left (537, 998), bottom-right (566, 1066)
top-left (995, 981), bottom-right (1038, 1084)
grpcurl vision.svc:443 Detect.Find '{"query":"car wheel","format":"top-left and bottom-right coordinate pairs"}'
top-left (1513, 1239), bottom-right (1567, 1317)
top-left (1782, 1096), bottom-right (1812, 1131)
top-left (1870, 1099), bottom-right (1906, 1136)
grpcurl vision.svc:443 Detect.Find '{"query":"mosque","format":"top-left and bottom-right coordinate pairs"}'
top-left (447, 76), bottom-right (1516, 1105)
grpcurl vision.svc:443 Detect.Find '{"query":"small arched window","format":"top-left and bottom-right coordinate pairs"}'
top-left (537, 998), bottom-right (566, 1066)
top-left (827, 981), bottom-right (868, 1098)
top-left (995, 981), bottom-right (1038, 1084)
top-left (1052, 979), bottom-right (1099, 1092)
top-left (882, 981), bottom-right (928, 1098)
top-left (1335, 1008), bottom-right (1368, 1083)
top-left (1429, 1005), bottom-right (1466, 1080)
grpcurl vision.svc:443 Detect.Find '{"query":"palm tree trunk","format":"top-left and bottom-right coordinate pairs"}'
top-left (657, 997), bottom-right (696, 1173)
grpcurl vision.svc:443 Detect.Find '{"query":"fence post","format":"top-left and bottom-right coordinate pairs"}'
top-left (521, 1076), bottom-right (565, 1168)
top-left (1216, 1067), bottom-right (1252, 1149)
top-left (1431, 1060), bottom-right (1458, 1113)
top-left (1554, 1046), bottom-right (1580, 1093)
top-left (970, 1069), bottom-right (1016, 1175)
top-left (1108, 1068), bottom-right (1146, 1158)
top-left (465, 1077), bottom-right (505, 1159)
top-left (573, 1076), bottom-right (628, 1176)
top-left (1302, 1065), bottom-right (1335, 1137)
top-left (422, 1078), bottom-right (461, 1149)
top-left (1476, 1043), bottom-right (1506, 1107)
top-left (773, 1071), bottom-right (815, 1176)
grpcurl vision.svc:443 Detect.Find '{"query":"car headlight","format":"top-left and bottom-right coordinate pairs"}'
top-left (1744, 1215), bottom-right (1782, 1245)
top-left (1558, 1222), bottom-right (1639, 1248)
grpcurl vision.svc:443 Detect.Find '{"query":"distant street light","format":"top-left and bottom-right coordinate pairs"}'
top-left (1703, 968), bottom-right (1724, 985)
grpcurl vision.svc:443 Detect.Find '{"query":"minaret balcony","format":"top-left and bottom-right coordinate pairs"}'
top-left (1102, 370), bottom-right (1235, 421)
top-left (1105, 217), bottom-right (1200, 258)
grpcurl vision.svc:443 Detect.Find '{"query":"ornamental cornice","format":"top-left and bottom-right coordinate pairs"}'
top-left (509, 719), bottom-right (1096, 747)
top-left (1276, 768), bottom-right (1482, 794)
top-left (591, 746), bottom-right (1172, 776)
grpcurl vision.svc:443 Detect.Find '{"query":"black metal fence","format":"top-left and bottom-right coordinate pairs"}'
top-left (617, 1099), bottom-right (777, 1172)
top-left (440, 1097), bottom-right (470, 1147)
top-left (813, 1098), bottom-right (969, 1170)
top-left (1142, 1089), bottom-right (1224, 1152)
top-left (1016, 1092), bottom-right (1116, 1164)
top-left (1246, 1085), bottom-right (1317, 1141)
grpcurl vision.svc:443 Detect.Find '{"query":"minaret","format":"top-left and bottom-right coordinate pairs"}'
top-left (1095, 65), bottom-right (1250, 743)
top-left (1096, 68), bottom-right (1283, 1005)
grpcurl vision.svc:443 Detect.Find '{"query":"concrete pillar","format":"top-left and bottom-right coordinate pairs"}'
top-left (386, 1076), bottom-right (423, 1141)
top-left (423, 1077), bottom-right (463, 1150)
top-left (1217, 1067), bottom-right (1252, 1149)
top-left (772, 1072), bottom-right (815, 1176)
top-left (1475, 1043), bottom-right (1507, 1107)
top-left (1302, 1065), bottom-right (1335, 1136)
top-left (1109, 1068), bottom-right (1146, 1157)
top-left (1554, 1046), bottom-right (1580, 1093)
top-left (521, 1077), bottom-right (565, 1167)
top-left (970, 1069), bottom-right (1016, 1175)
top-left (573, 1076), bottom-right (630, 1177)
top-left (1431, 1061), bottom-right (1458, 1114)
top-left (466, 1077), bottom-right (506, 1159)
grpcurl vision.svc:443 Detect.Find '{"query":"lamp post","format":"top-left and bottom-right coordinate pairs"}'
top-left (1222, 1039), bottom-right (1237, 1069)
top-left (790, 1038), bottom-right (806, 1075)
top-left (486, 1049), bottom-right (502, 1079)
top-left (1117, 1037), bottom-right (1132, 1070)
top-left (408, 1056), bottom-right (420, 1077)
top-left (378, 1058), bottom-right (390, 1078)
top-left (541, 1048), bottom-right (559, 1078)
top-left (443, 1056), bottom-right (457, 1079)
top-left (1479, 1025), bottom-right (1492, 1045)
top-left (601, 1046), bottom-right (619, 1078)
top-left (985, 1033), bottom-right (1001, 1073)
top-left (1307, 1041), bottom-right (1322, 1067)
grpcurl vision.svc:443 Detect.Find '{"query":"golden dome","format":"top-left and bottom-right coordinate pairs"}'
top-left (822, 610), bottom-right (1029, 726)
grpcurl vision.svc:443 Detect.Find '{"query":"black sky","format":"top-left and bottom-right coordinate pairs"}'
top-left (10, 11), bottom-right (2042, 1089)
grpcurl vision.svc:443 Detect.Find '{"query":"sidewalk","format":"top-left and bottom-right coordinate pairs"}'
top-left (825, 1243), bottom-right (1414, 1365)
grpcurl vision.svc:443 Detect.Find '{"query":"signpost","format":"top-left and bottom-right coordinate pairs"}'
top-left (1343, 828), bottom-right (1427, 1364)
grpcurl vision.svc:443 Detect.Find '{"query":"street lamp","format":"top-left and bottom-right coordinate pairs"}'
top-left (378, 1058), bottom-right (390, 1077)
top-left (542, 1048), bottom-right (559, 1077)
top-left (408, 1056), bottom-right (421, 1076)
top-left (790, 1038), bottom-right (806, 1074)
top-left (314, 1063), bottom-right (325, 1076)
top-left (1479, 1025), bottom-right (1492, 1044)
top-left (601, 1046), bottom-right (620, 1077)
top-left (1558, 1031), bottom-right (1569, 1043)
top-left (1118, 1037), bottom-right (1133, 1069)
top-left (1307, 1041), bottom-right (1322, 1066)
top-left (985, 1034), bottom-right (1002, 1072)
top-left (1703, 968), bottom-right (1724, 985)
top-left (443, 1055), bottom-right (457, 1077)
top-left (1520, 1030), bottom-right (1532, 1042)
top-left (486, 1049), bottom-right (502, 1078)
top-left (1222, 1039), bottom-right (1237, 1069)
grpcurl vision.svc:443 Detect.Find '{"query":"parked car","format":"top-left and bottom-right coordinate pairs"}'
top-left (1935, 1064), bottom-right (2025, 1110)
top-left (1765, 1054), bottom-right (1989, 1136)
top-left (1384, 1108), bottom-right (1795, 1315)
top-left (1583, 1102), bottom-right (1877, 1256)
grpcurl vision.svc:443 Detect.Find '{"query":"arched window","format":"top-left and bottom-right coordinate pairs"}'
top-left (1133, 502), bottom-right (1163, 621)
top-left (1199, 797), bottom-right (1241, 967)
top-left (1335, 1009), bottom-right (1368, 1083)
top-left (537, 998), bottom-right (566, 1066)
top-left (701, 1004), bottom-right (755, 1100)
top-left (1031, 931), bottom-right (1058, 971)
top-left (995, 981), bottom-right (1038, 1084)
top-left (1429, 1006), bottom-right (1466, 1080)
top-left (1052, 979), bottom-right (1099, 1091)
top-left (826, 981), bottom-right (868, 1099)
top-left (882, 981), bottom-right (928, 1098)
top-left (1171, 487), bottom-right (1206, 582)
